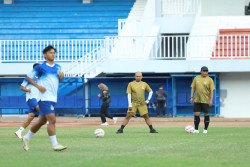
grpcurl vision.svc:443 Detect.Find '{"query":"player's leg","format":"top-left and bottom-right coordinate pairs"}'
top-left (103, 103), bottom-right (117, 124)
top-left (162, 101), bottom-right (166, 117)
top-left (138, 105), bottom-right (158, 133)
top-left (159, 101), bottom-right (165, 117)
top-left (193, 103), bottom-right (201, 133)
top-left (45, 112), bottom-right (67, 151)
top-left (142, 113), bottom-right (158, 133)
top-left (45, 113), bottom-right (56, 136)
top-left (15, 100), bottom-right (38, 139)
top-left (100, 103), bottom-right (108, 125)
top-left (22, 115), bottom-right (47, 151)
top-left (15, 113), bottom-right (35, 139)
top-left (23, 112), bottom-right (35, 128)
top-left (203, 104), bottom-right (210, 134)
top-left (116, 112), bottom-right (133, 134)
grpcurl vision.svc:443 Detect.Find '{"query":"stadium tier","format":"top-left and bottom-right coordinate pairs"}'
top-left (0, 0), bottom-right (135, 40)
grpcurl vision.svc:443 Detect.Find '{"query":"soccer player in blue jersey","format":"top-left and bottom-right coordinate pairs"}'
top-left (22, 45), bottom-right (66, 151)
top-left (14, 63), bottom-right (40, 139)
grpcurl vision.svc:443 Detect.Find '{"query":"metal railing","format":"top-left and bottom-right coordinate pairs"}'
top-left (162, 0), bottom-right (200, 16)
top-left (105, 36), bottom-right (159, 60)
top-left (0, 39), bottom-right (104, 62)
top-left (1, 34), bottom-right (250, 77)
top-left (64, 40), bottom-right (106, 77)
top-left (158, 35), bottom-right (189, 59)
top-left (211, 35), bottom-right (250, 59)
top-left (186, 35), bottom-right (250, 59)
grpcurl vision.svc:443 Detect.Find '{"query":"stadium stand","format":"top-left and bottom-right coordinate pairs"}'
top-left (212, 29), bottom-right (250, 59)
top-left (0, 0), bottom-right (135, 40)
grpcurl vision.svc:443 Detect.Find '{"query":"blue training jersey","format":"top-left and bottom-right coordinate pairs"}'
top-left (21, 77), bottom-right (39, 102)
top-left (27, 61), bottom-right (62, 103)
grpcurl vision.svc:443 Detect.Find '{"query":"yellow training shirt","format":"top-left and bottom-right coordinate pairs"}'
top-left (127, 81), bottom-right (152, 106)
top-left (191, 76), bottom-right (215, 104)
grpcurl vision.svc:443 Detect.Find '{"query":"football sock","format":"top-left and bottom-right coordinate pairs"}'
top-left (49, 135), bottom-right (58, 147)
top-left (19, 127), bottom-right (25, 132)
top-left (25, 130), bottom-right (35, 141)
top-left (194, 116), bottom-right (200, 130)
top-left (149, 125), bottom-right (153, 130)
top-left (120, 125), bottom-right (125, 130)
top-left (204, 115), bottom-right (210, 130)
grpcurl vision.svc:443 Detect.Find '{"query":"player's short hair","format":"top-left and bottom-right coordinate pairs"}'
top-left (43, 45), bottom-right (57, 54)
top-left (33, 63), bottom-right (39, 68)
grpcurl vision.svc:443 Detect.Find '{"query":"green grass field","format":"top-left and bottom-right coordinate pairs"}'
top-left (0, 127), bottom-right (250, 167)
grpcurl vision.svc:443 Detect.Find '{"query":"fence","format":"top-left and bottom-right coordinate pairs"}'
top-left (0, 39), bottom-right (104, 62)
top-left (1, 35), bottom-right (249, 64)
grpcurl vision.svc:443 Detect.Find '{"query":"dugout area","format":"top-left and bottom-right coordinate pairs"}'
top-left (0, 75), bottom-right (220, 117)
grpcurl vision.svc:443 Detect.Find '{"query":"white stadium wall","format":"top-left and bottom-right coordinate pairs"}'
top-left (202, 0), bottom-right (245, 16)
top-left (220, 72), bottom-right (250, 118)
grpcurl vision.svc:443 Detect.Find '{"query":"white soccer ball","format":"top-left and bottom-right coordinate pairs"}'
top-left (185, 125), bottom-right (194, 133)
top-left (94, 129), bottom-right (105, 138)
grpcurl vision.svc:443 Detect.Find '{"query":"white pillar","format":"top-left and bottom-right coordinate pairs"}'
top-left (4, 0), bottom-right (14, 4)
top-left (82, 0), bottom-right (93, 3)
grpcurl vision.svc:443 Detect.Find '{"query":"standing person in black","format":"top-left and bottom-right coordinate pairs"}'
top-left (98, 83), bottom-right (118, 126)
top-left (155, 85), bottom-right (167, 117)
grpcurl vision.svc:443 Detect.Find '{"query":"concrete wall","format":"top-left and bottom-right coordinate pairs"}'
top-left (202, 0), bottom-right (245, 16)
top-left (155, 17), bottom-right (194, 34)
top-left (220, 72), bottom-right (250, 118)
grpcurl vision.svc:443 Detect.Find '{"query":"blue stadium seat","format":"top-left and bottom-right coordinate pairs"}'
top-left (0, 0), bottom-right (135, 40)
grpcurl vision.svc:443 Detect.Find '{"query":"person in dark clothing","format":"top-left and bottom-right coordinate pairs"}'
top-left (155, 85), bottom-right (167, 117)
top-left (98, 83), bottom-right (118, 126)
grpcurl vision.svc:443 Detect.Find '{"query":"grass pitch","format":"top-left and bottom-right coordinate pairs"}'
top-left (0, 126), bottom-right (250, 167)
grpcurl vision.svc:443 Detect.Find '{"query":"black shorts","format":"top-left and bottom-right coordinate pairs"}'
top-left (193, 103), bottom-right (210, 113)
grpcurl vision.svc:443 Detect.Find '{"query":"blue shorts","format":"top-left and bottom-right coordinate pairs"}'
top-left (38, 101), bottom-right (56, 116)
top-left (27, 98), bottom-right (39, 115)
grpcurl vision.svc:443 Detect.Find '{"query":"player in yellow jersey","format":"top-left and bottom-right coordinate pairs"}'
top-left (116, 72), bottom-right (158, 134)
top-left (190, 66), bottom-right (215, 134)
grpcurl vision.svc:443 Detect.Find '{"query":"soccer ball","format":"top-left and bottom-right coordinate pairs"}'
top-left (185, 125), bottom-right (194, 133)
top-left (94, 129), bottom-right (105, 138)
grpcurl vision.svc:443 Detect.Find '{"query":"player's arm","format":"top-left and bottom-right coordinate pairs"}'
top-left (27, 77), bottom-right (46, 93)
top-left (57, 65), bottom-right (64, 82)
top-left (145, 84), bottom-right (153, 104)
top-left (20, 85), bottom-right (31, 93)
top-left (127, 83), bottom-right (132, 110)
top-left (190, 77), bottom-right (196, 104)
top-left (27, 66), bottom-right (46, 93)
top-left (164, 91), bottom-right (167, 97)
top-left (145, 91), bottom-right (153, 104)
top-left (209, 79), bottom-right (215, 107)
top-left (102, 91), bottom-right (109, 101)
top-left (190, 87), bottom-right (195, 104)
top-left (155, 91), bottom-right (159, 98)
top-left (127, 94), bottom-right (132, 110)
top-left (209, 90), bottom-right (214, 107)
top-left (58, 71), bottom-right (64, 83)
top-left (20, 79), bottom-right (31, 93)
